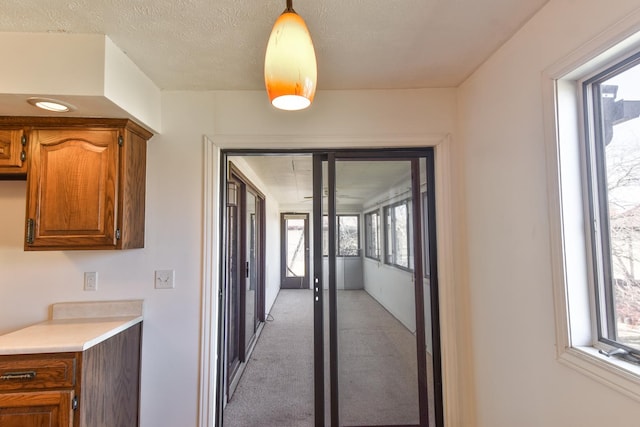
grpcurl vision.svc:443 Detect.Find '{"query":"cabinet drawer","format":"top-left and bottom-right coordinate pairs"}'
top-left (0, 354), bottom-right (76, 391)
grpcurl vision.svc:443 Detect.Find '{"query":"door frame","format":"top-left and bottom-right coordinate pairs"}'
top-left (201, 134), bottom-right (472, 427)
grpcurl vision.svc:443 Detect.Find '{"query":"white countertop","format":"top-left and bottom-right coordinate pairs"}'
top-left (0, 300), bottom-right (143, 355)
top-left (0, 316), bottom-right (142, 355)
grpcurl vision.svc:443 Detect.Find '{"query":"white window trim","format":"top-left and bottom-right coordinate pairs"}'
top-left (543, 10), bottom-right (640, 402)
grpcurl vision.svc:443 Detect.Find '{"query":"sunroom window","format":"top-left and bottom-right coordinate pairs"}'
top-left (322, 214), bottom-right (360, 257)
top-left (384, 199), bottom-right (413, 270)
top-left (364, 211), bottom-right (380, 260)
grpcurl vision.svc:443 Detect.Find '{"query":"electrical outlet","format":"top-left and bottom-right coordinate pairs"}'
top-left (84, 272), bottom-right (98, 291)
top-left (155, 270), bottom-right (175, 289)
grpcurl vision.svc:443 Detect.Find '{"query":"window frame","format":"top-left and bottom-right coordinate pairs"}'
top-left (422, 191), bottom-right (431, 278)
top-left (364, 210), bottom-right (381, 261)
top-left (583, 51), bottom-right (640, 358)
top-left (337, 214), bottom-right (360, 257)
top-left (322, 214), bottom-right (361, 257)
top-left (383, 198), bottom-right (413, 272)
top-left (545, 26), bottom-right (640, 402)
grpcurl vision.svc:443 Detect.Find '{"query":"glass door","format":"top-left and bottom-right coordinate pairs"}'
top-left (226, 176), bottom-right (241, 397)
top-left (225, 163), bottom-right (266, 401)
top-left (281, 213), bottom-right (310, 289)
top-left (313, 151), bottom-right (442, 427)
top-left (244, 188), bottom-right (260, 351)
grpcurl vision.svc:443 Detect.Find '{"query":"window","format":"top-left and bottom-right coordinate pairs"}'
top-left (322, 215), bottom-right (360, 257)
top-left (364, 211), bottom-right (380, 260)
top-left (384, 199), bottom-right (413, 270)
top-left (547, 28), bottom-right (640, 399)
top-left (422, 192), bottom-right (431, 277)
top-left (584, 53), bottom-right (640, 357)
top-left (338, 215), bottom-right (359, 256)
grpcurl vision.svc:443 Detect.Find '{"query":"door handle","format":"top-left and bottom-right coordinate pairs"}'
top-left (246, 261), bottom-right (249, 278)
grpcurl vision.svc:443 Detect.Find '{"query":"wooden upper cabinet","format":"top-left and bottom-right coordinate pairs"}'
top-left (0, 117), bottom-right (154, 251)
top-left (26, 128), bottom-right (119, 249)
top-left (0, 128), bottom-right (28, 177)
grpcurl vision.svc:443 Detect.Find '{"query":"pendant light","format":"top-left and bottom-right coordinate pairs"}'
top-left (264, 0), bottom-right (317, 111)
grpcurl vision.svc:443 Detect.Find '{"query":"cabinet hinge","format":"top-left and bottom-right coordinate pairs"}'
top-left (118, 135), bottom-right (124, 146)
top-left (72, 396), bottom-right (78, 411)
top-left (20, 135), bottom-right (27, 162)
top-left (116, 228), bottom-right (121, 240)
top-left (26, 219), bottom-right (34, 244)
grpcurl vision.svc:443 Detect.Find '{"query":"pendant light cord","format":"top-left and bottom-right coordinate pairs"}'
top-left (285, 0), bottom-right (294, 12)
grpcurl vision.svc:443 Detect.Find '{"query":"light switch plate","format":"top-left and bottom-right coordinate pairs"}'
top-left (84, 272), bottom-right (98, 291)
top-left (154, 269), bottom-right (175, 289)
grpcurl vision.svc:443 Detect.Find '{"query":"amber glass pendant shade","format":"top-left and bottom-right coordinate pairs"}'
top-left (264, 6), bottom-right (317, 111)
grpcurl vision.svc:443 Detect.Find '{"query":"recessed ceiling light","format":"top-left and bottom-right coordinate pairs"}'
top-left (27, 97), bottom-right (76, 113)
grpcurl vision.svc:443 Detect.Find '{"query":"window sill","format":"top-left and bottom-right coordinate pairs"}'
top-left (559, 345), bottom-right (640, 402)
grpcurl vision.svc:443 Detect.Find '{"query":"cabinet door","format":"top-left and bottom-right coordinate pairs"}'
top-left (25, 128), bottom-right (120, 250)
top-left (0, 390), bottom-right (73, 427)
top-left (0, 128), bottom-right (27, 176)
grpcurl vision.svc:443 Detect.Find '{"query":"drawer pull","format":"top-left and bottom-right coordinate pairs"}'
top-left (0, 371), bottom-right (37, 381)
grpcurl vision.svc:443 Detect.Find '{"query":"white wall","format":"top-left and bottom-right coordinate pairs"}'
top-left (361, 184), bottom-right (417, 333)
top-left (363, 258), bottom-right (416, 330)
top-left (458, 0), bottom-right (640, 426)
top-left (0, 33), bottom-right (161, 132)
top-left (0, 91), bottom-right (214, 427)
top-left (0, 88), bottom-right (456, 427)
top-left (210, 89), bottom-right (456, 137)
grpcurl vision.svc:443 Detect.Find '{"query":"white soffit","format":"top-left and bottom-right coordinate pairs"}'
top-left (0, 32), bottom-right (160, 133)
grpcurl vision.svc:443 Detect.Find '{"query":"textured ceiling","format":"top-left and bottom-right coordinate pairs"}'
top-left (238, 155), bottom-right (414, 208)
top-left (0, 0), bottom-right (549, 91)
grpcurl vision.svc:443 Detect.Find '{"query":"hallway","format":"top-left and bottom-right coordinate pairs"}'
top-left (223, 289), bottom-right (314, 427)
top-left (223, 289), bottom-right (432, 426)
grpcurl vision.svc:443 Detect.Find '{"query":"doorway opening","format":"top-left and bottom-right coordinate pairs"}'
top-left (218, 149), bottom-right (443, 427)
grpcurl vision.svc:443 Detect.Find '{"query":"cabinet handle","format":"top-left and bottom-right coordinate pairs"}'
top-left (0, 371), bottom-right (36, 381)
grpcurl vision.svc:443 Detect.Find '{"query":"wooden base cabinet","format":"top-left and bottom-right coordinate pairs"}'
top-left (0, 323), bottom-right (142, 427)
top-left (0, 390), bottom-right (73, 427)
